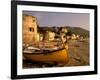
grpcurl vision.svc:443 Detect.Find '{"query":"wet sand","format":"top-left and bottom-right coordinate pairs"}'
top-left (65, 39), bottom-right (89, 66)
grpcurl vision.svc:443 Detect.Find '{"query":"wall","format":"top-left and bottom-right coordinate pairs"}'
top-left (0, 0), bottom-right (99, 80)
top-left (23, 15), bottom-right (38, 44)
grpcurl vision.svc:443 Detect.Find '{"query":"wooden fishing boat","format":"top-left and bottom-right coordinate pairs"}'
top-left (23, 45), bottom-right (69, 64)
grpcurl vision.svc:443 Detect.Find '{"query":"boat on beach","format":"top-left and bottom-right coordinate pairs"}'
top-left (23, 44), bottom-right (69, 65)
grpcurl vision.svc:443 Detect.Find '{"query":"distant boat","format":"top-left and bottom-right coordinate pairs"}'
top-left (23, 45), bottom-right (69, 65)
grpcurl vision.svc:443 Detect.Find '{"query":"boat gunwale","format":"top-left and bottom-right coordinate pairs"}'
top-left (23, 48), bottom-right (66, 55)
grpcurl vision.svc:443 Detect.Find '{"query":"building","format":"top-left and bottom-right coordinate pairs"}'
top-left (41, 30), bottom-right (55, 41)
top-left (47, 31), bottom-right (55, 41)
top-left (36, 32), bottom-right (43, 41)
top-left (71, 34), bottom-right (77, 40)
top-left (61, 27), bottom-right (68, 33)
top-left (23, 15), bottom-right (38, 44)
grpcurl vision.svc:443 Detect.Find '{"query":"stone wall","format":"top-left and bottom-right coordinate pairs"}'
top-left (22, 15), bottom-right (38, 44)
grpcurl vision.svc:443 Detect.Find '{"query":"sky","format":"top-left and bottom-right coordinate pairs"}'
top-left (23, 11), bottom-right (90, 30)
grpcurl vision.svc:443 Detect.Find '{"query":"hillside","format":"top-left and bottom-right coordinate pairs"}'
top-left (66, 27), bottom-right (89, 37)
top-left (38, 26), bottom-right (89, 38)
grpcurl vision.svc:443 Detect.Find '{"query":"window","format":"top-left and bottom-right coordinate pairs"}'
top-left (33, 19), bottom-right (35, 22)
top-left (29, 27), bottom-right (34, 32)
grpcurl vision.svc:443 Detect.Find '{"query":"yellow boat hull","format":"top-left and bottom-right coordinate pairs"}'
top-left (23, 48), bottom-right (68, 64)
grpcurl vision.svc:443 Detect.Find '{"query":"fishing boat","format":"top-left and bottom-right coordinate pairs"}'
top-left (23, 43), bottom-right (69, 65)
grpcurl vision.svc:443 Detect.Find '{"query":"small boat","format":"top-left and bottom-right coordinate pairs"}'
top-left (23, 45), bottom-right (69, 64)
